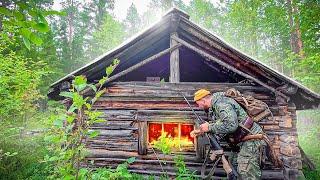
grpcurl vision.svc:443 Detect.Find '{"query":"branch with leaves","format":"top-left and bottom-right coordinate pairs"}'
top-left (0, 2), bottom-right (65, 49)
top-left (44, 59), bottom-right (140, 179)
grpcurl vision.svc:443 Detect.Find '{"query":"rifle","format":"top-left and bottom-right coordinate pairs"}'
top-left (182, 95), bottom-right (238, 180)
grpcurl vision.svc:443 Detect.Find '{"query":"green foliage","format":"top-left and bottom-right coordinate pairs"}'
top-left (123, 3), bottom-right (141, 37)
top-left (51, 0), bottom-right (117, 74)
top-left (0, 41), bottom-right (46, 121)
top-left (43, 61), bottom-right (150, 180)
top-left (90, 14), bottom-right (125, 60)
top-left (284, 52), bottom-right (320, 93)
top-left (0, 0), bottom-right (319, 179)
top-left (153, 133), bottom-right (174, 155)
top-left (174, 155), bottom-right (197, 180)
top-left (0, 1), bottom-right (62, 49)
top-left (89, 158), bottom-right (139, 180)
top-left (152, 134), bottom-right (196, 179)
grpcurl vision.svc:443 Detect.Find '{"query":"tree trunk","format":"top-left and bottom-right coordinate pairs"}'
top-left (68, 0), bottom-right (75, 72)
top-left (286, 0), bottom-right (304, 57)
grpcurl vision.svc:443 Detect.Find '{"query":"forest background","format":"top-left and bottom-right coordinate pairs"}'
top-left (0, 0), bottom-right (319, 179)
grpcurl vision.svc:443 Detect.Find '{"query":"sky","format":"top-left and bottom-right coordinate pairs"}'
top-left (113, 0), bottom-right (191, 20)
top-left (53, 0), bottom-right (192, 21)
top-left (113, 0), bottom-right (151, 20)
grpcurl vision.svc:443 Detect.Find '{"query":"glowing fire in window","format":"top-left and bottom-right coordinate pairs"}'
top-left (148, 122), bottom-right (194, 149)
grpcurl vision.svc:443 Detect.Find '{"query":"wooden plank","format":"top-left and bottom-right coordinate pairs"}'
top-left (279, 135), bottom-right (297, 144)
top-left (90, 120), bottom-right (133, 128)
top-left (138, 121), bottom-right (147, 155)
top-left (284, 168), bottom-right (303, 180)
top-left (93, 101), bottom-right (192, 110)
top-left (282, 156), bottom-right (302, 169)
top-left (89, 126), bottom-right (137, 130)
top-left (95, 129), bottom-right (134, 137)
top-left (170, 32), bottom-right (180, 82)
top-left (84, 156), bottom-right (284, 179)
top-left (280, 145), bottom-right (300, 157)
top-left (278, 115), bottom-right (293, 128)
top-left (96, 109), bottom-right (137, 119)
top-left (100, 87), bottom-right (273, 100)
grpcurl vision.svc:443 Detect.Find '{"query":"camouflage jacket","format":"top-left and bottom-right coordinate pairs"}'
top-left (208, 92), bottom-right (263, 135)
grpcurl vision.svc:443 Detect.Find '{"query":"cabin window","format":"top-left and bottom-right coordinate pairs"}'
top-left (148, 122), bottom-right (194, 150)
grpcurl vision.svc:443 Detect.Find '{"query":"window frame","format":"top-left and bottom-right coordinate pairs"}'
top-left (138, 118), bottom-right (197, 155)
top-left (148, 122), bottom-right (195, 150)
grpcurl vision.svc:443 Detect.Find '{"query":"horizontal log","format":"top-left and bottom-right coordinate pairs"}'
top-left (137, 117), bottom-right (196, 123)
top-left (263, 129), bottom-right (298, 136)
top-left (87, 144), bottom-right (136, 149)
top-left (83, 156), bottom-right (284, 179)
top-left (101, 87), bottom-right (273, 101)
top-left (283, 168), bottom-right (303, 180)
top-left (95, 109), bottom-right (137, 119)
top-left (279, 135), bottom-right (297, 144)
top-left (89, 126), bottom-right (137, 130)
top-left (136, 109), bottom-right (206, 116)
top-left (95, 129), bottom-right (135, 137)
top-left (280, 145), bottom-right (300, 157)
top-left (87, 149), bottom-right (200, 162)
top-left (259, 121), bottom-right (279, 125)
top-left (261, 170), bottom-right (285, 179)
top-left (87, 141), bottom-right (137, 147)
top-left (87, 146), bottom-right (137, 152)
top-left (262, 125), bottom-right (280, 130)
top-left (128, 169), bottom-right (224, 179)
top-left (107, 82), bottom-right (270, 92)
top-left (281, 156), bottom-right (302, 169)
top-left (88, 138), bottom-right (138, 145)
top-left (278, 115), bottom-right (293, 128)
top-left (94, 101), bottom-right (194, 110)
top-left (92, 136), bottom-right (137, 141)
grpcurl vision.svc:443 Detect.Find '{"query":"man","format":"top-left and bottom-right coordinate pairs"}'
top-left (190, 89), bottom-right (265, 180)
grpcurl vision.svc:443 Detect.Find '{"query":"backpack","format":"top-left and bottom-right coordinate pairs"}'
top-left (224, 88), bottom-right (272, 122)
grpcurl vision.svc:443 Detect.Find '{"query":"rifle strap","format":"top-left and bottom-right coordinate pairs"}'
top-left (201, 150), bottom-right (238, 180)
top-left (201, 149), bottom-right (220, 180)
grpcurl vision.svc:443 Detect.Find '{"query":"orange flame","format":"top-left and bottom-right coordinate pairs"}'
top-left (149, 123), bottom-right (194, 151)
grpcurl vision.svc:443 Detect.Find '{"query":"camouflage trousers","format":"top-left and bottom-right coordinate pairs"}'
top-left (230, 139), bottom-right (265, 180)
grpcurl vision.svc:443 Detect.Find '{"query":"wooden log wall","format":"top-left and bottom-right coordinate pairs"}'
top-left (83, 81), bottom-right (302, 179)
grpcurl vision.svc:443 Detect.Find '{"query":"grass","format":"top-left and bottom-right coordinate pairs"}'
top-left (297, 110), bottom-right (320, 180)
top-left (0, 112), bottom-right (52, 180)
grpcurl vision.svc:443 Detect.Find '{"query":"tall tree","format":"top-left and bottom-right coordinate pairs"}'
top-left (90, 13), bottom-right (125, 59)
top-left (187, 0), bottom-right (221, 34)
top-left (53, 0), bottom-right (116, 73)
top-left (286, 0), bottom-right (303, 57)
top-left (92, 0), bottom-right (115, 29)
top-left (124, 3), bottom-right (141, 37)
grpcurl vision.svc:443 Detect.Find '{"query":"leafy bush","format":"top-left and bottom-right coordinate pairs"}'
top-left (0, 45), bottom-right (46, 122)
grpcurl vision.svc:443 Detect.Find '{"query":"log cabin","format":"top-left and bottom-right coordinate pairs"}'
top-left (48, 8), bottom-right (320, 180)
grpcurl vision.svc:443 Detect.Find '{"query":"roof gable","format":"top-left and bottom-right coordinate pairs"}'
top-left (48, 8), bottom-right (320, 110)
